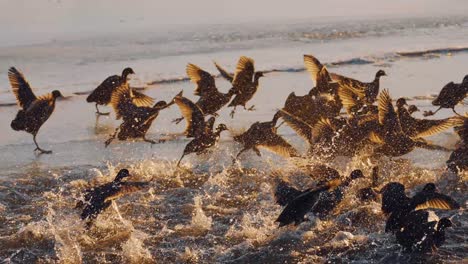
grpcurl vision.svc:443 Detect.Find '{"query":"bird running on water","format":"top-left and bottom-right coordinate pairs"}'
top-left (218, 56), bottom-right (265, 118)
top-left (76, 169), bottom-right (148, 228)
top-left (8, 67), bottom-right (63, 154)
top-left (87, 67), bottom-right (153, 115)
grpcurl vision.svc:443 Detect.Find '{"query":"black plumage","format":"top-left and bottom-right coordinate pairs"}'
top-left (447, 117), bottom-right (468, 173)
top-left (275, 170), bottom-right (363, 227)
top-left (8, 67), bottom-right (63, 154)
top-left (233, 112), bottom-right (298, 160)
top-left (87, 67), bottom-right (153, 115)
top-left (424, 75), bottom-right (468, 117)
top-left (395, 210), bottom-right (452, 252)
top-left (380, 182), bottom-right (460, 233)
top-left (396, 98), bottom-right (464, 138)
top-left (380, 182), bottom-right (459, 252)
top-left (105, 85), bottom-right (174, 146)
top-left (225, 56), bottom-right (264, 118)
top-left (369, 90), bottom-right (449, 157)
top-left (173, 64), bottom-right (234, 124)
top-left (177, 119), bottom-right (228, 167)
top-left (76, 169), bottom-right (148, 227)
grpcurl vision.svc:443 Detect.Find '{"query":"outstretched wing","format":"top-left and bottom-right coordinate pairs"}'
top-left (259, 132), bottom-right (299, 157)
top-left (274, 179), bottom-right (303, 206)
top-left (378, 89), bottom-right (401, 132)
top-left (338, 86), bottom-right (364, 115)
top-left (109, 84), bottom-right (135, 119)
top-left (413, 116), bottom-right (465, 138)
top-left (174, 95), bottom-right (206, 138)
top-left (412, 192), bottom-right (460, 211)
top-left (8, 67), bottom-right (37, 109)
top-left (214, 61), bottom-right (234, 82)
top-left (304, 54), bottom-right (325, 84)
top-left (186, 63), bottom-right (217, 96)
top-left (131, 90), bottom-right (154, 107)
top-left (279, 109), bottom-right (313, 144)
top-left (231, 56), bottom-right (255, 93)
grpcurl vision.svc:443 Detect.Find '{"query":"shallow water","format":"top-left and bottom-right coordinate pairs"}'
top-left (0, 10), bottom-right (468, 263)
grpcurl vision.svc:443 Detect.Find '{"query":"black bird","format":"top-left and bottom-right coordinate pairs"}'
top-left (311, 114), bottom-right (378, 159)
top-left (76, 169), bottom-right (148, 227)
top-left (396, 98), bottom-right (464, 139)
top-left (173, 93), bottom-right (213, 138)
top-left (338, 69), bottom-right (386, 105)
top-left (369, 90), bottom-right (450, 157)
top-left (447, 117), bottom-right (468, 173)
top-left (87, 67), bottom-right (153, 115)
top-left (424, 75), bottom-right (468, 117)
top-left (280, 66), bottom-right (342, 129)
top-left (8, 67), bottom-right (63, 154)
top-left (173, 64), bottom-right (235, 124)
top-left (274, 164), bottom-right (343, 206)
top-left (407, 105), bottom-right (419, 115)
top-left (304, 54), bottom-right (385, 112)
top-left (177, 119), bottom-right (228, 167)
top-left (380, 182), bottom-right (460, 234)
top-left (105, 85), bottom-right (174, 146)
top-left (395, 210), bottom-right (453, 252)
top-left (233, 112), bottom-right (298, 160)
top-left (226, 56), bottom-right (264, 118)
top-left (275, 170), bottom-right (363, 227)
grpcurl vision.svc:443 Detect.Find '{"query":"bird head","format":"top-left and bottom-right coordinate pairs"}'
top-left (52, 90), bottom-right (63, 99)
top-left (422, 183), bottom-right (437, 192)
top-left (376, 70), bottom-right (387, 78)
top-left (396, 98), bottom-right (408, 108)
top-left (407, 105), bottom-right (420, 114)
top-left (350, 169), bottom-right (364, 180)
top-left (154, 100), bottom-right (168, 109)
top-left (255, 71), bottom-right (265, 79)
top-left (122, 67), bottom-right (135, 79)
top-left (114, 169), bottom-right (131, 182)
top-left (438, 218), bottom-right (453, 230)
top-left (462, 74), bottom-right (468, 84)
top-left (216, 123), bottom-right (228, 132)
top-left (379, 182), bottom-right (406, 214)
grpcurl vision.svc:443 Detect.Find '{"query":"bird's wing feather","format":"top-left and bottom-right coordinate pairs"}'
top-left (279, 109), bottom-right (313, 144)
top-left (186, 63), bottom-right (217, 96)
top-left (174, 95), bottom-right (206, 137)
top-left (213, 61), bottom-right (234, 82)
top-left (131, 90), bottom-right (154, 107)
top-left (413, 116), bottom-right (465, 138)
top-left (232, 56), bottom-right (255, 93)
top-left (8, 67), bottom-right (37, 109)
top-left (259, 133), bottom-right (299, 157)
top-left (303, 54), bottom-right (324, 84)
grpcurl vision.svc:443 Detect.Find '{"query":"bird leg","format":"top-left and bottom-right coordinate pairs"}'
top-left (177, 154), bottom-right (186, 167)
top-left (246, 105), bottom-right (256, 111)
top-left (172, 117), bottom-right (184, 124)
top-left (423, 107), bottom-right (441, 117)
top-left (232, 147), bottom-right (250, 164)
top-left (33, 135), bottom-right (52, 154)
top-left (276, 121), bottom-right (285, 129)
top-left (105, 128), bottom-right (119, 147)
top-left (111, 201), bottom-right (126, 225)
top-left (415, 141), bottom-right (451, 152)
top-left (230, 107), bottom-right (237, 118)
top-left (95, 103), bottom-right (110, 116)
top-left (452, 107), bottom-right (464, 117)
top-left (143, 137), bottom-right (166, 146)
top-left (253, 147), bottom-right (262, 157)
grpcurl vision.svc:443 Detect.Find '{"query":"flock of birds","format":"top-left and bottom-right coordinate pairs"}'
top-left (6, 54), bottom-right (468, 253)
